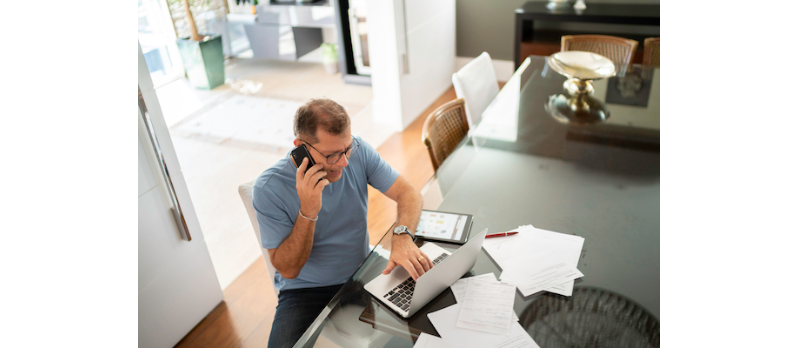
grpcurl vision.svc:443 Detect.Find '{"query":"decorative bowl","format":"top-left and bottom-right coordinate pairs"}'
top-left (545, 51), bottom-right (616, 124)
top-left (547, 51), bottom-right (616, 80)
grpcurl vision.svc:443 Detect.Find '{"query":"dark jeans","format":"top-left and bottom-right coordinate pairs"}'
top-left (268, 284), bottom-right (344, 348)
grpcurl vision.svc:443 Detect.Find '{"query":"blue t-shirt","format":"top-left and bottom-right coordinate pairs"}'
top-left (252, 136), bottom-right (399, 291)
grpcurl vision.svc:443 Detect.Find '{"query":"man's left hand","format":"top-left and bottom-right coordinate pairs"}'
top-left (382, 235), bottom-right (433, 281)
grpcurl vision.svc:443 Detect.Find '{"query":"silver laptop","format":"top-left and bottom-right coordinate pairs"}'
top-left (364, 228), bottom-right (488, 318)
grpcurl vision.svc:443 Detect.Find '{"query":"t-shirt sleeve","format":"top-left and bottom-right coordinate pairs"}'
top-left (358, 138), bottom-right (399, 193)
top-left (252, 185), bottom-right (294, 250)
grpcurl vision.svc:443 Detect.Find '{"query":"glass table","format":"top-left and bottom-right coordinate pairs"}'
top-left (295, 55), bottom-right (660, 348)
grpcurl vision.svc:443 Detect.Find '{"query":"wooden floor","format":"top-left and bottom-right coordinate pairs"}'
top-left (175, 86), bottom-right (460, 348)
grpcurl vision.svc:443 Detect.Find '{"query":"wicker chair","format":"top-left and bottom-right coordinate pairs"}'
top-left (561, 35), bottom-right (639, 74)
top-left (422, 99), bottom-right (469, 171)
top-left (643, 37), bottom-right (660, 67)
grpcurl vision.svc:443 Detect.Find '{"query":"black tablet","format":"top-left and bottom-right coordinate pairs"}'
top-left (414, 209), bottom-right (474, 244)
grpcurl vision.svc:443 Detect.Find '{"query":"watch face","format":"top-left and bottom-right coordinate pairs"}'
top-left (394, 225), bottom-right (407, 234)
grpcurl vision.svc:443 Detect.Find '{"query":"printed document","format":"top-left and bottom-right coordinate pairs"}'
top-left (500, 262), bottom-right (584, 297)
top-left (414, 333), bottom-right (457, 348)
top-left (450, 273), bottom-right (520, 321)
top-left (428, 303), bottom-right (540, 348)
top-left (483, 225), bottom-right (584, 296)
top-left (456, 278), bottom-right (516, 335)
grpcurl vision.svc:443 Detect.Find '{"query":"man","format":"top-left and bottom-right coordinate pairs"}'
top-left (252, 98), bottom-right (434, 348)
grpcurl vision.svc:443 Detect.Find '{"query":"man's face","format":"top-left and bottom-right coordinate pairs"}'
top-left (295, 128), bottom-right (352, 183)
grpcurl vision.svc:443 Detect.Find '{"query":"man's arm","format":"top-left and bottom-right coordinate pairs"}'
top-left (267, 213), bottom-right (315, 279)
top-left (380, 174), bottom-right (433, 280)
top-left (267, 158), bottom-right (329, 279)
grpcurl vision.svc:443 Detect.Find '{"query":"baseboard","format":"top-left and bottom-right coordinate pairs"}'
top-left (455, 56), bottom-right (515, 82)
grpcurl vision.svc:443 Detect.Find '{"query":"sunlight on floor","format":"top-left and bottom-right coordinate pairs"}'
top-left (156, 79), bottom-right (205, 127)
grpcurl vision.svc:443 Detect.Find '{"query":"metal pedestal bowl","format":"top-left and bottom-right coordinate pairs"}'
top-left (545, 51), bottom-right (616, 125)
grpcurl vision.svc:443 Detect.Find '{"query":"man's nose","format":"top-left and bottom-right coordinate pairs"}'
top-left (337, 153), bottom-right (349, 167)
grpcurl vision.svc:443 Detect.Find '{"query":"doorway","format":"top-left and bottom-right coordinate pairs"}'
top-left (348, 0), bottom-right (371, 76)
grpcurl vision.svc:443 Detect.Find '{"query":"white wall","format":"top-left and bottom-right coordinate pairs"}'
top-left (139, 43), bottom-right (223, 348)
top-left (368, 0), bottom-right (456, 131)
top-left (398, 0), bottom-right (456, 129)
top-left (367, 0), bottom-right (404, 131)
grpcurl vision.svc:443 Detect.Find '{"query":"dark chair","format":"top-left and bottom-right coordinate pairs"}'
top-left (561, 35), bottom-right (639, 74)
top-left (422, 99), bottom-right (469, 171)
top-left (643, 37), bottom-right (660, 67)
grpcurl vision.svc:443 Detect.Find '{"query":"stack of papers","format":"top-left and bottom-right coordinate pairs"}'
top-left (455, 275), bottom-right (516, 335)
top-left (425, 303), bottom-right (539, 348)
top-left (412, 225), bottom-right (584, 348)
top-left (483, 225), bottom-right (585, 297)
top-left (416, 273), bottom-right (539, 348)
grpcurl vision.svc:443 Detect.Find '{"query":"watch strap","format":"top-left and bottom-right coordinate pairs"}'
top-left (393, 225), bottom-right (415, 239)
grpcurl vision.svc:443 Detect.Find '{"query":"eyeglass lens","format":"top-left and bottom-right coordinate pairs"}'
top-left (327, 140), bottom-right (359, 164)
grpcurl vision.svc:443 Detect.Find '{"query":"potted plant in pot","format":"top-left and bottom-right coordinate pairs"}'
top-left (174, 0), bottom-right (225, 89)
top-left (234, 0), bottom-right (258, 14)
top-left (321, 43), bottom-right (339, 75)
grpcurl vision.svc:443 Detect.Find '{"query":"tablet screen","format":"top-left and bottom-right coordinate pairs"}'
top-left (415, 210), bottom-right (470, 242)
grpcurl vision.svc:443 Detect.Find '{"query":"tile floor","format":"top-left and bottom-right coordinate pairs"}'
top-left (156, 57), bottom-right (394, 289)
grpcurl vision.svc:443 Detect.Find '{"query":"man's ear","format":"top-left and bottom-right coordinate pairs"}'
top-left (293, 139), bottom-right (302, 147)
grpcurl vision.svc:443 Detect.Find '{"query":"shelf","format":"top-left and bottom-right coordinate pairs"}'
top-left (513, 2), bottom-right (659, 69)
top-left (525, 29), bottom-right (654, 45)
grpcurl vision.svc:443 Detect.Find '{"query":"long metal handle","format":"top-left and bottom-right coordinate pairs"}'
top-left (138, 88), bottom-right (192, 241)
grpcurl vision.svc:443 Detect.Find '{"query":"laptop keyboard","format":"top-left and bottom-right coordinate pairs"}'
top-left (383, 252), bottom-right (449, 312)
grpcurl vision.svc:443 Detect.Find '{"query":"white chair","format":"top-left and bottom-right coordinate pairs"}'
top-left (452, 51), bottom-right (500, 128)
top-left (238, 179), bottom-right (280, 301)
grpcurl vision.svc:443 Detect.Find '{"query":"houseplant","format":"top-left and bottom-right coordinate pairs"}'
top-left (174, 0), bottom-right (225, 89)
top-left (321, 43), bottom-right (339, 75)
top-left (233, 0), bottom-right (258, 14)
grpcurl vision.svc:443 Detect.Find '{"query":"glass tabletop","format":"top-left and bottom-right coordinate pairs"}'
top-left (295, 55), bottom-right (660, 348)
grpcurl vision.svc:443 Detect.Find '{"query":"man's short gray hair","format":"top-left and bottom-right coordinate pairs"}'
top-left (293, 98), bottom-right (351, 144)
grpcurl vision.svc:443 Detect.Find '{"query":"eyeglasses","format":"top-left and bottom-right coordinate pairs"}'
top-left (300, 136), bottom-right (360, 165)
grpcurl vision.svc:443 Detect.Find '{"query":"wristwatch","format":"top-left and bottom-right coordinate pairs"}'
top-left (393, 225), bottom-right (415, 240)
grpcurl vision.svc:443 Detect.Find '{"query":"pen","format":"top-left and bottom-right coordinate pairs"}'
top-left (485, 232), bottom-right (518, 238)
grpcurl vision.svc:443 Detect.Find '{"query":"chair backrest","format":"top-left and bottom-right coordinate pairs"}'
top-left (452, 51), bottom-right (499, 128)
top-left (643, 37), bottom-right (660, 67)
top-left (422, 98), bottom-right (469, 171)
top-left (561, 35), bottom-right (639, 75)
top-left (238, 180), bottom-right (279, 300)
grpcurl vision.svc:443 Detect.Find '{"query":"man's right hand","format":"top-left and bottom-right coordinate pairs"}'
top-left (296, 157), bottom-right (329, 219)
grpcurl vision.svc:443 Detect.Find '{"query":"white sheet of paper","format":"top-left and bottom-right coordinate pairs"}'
top-left (428, 304), bottom-right (540, 348)
top-left (500, 262), bottom-right (584, 297)
top-left (451, 273), bottom-right (497, 302)
top-left (451, 273), bottom-right (520, 321)
top-left (414, 332), bottom-right (457, 348)
top-left (484, 225), bottom-right (584, 296)
top-left (456, 279), bottom-right (516, 335)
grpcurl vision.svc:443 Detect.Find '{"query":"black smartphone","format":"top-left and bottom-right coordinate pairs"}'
top-left (290, 144), bottom-right (316, 174)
